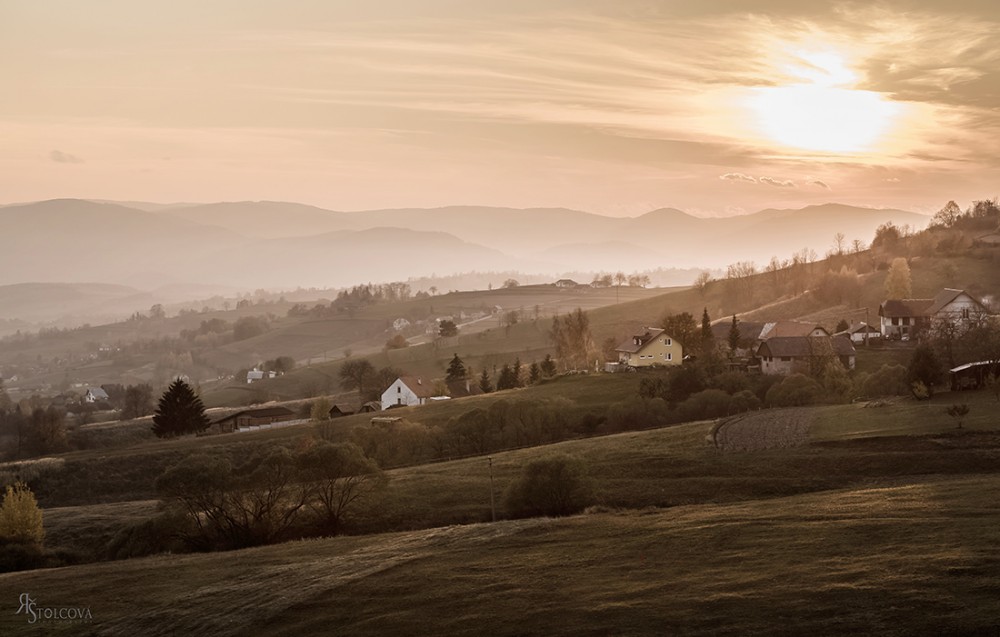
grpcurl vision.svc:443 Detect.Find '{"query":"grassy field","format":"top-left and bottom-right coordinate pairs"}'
top-left (4, 473), bottom-right (1000, 636)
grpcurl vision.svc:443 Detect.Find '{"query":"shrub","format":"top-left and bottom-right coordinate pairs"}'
top-left (765, 374), bottom-right (823, 407)
top-left (310, 397), bottom-right (332, 422)
top-left (504, 455), bottom-right (594, 518)
top-left (0, 482), bottom-right (44, 546)
top-left (860, 364), bottom-right (909, 397)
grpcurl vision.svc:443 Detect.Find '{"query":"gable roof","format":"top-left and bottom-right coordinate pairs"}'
top-left (879, 298), bottom-right (934, 318)
top-left (213, 406), bottom-right (295, 424)
top-left (758, 321), bottom-right (829, 339)
top-left (757, 335), bottom-right (856, 358)
top-left (710, 320), bottom-right (766, 343)
top-left (616, 327), bottom-right (666, 353)
top-left (396, 375), bottom-right (438, 399)
top-left (926, 288), bottom-right (987, 316)
top-left (836, 322), bottom-right (880, 336)
top-left (86, 387), bottom-right (110, 400)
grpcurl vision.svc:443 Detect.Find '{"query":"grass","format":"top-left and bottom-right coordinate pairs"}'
top-left (4, 474), bottom-right (1000, 636)
top-left (811, 388), bottom-right (1000, 441)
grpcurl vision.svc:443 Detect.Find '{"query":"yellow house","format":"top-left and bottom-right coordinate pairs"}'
top-left (615, 327), bottom-right (683, 368)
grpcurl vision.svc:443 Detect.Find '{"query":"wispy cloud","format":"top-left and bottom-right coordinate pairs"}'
top-left (760, 176), bottom-right (797, 188)
top-left (811, 180), bottom-right (831, 189)
top-left (50, 150), bottom-right (84, 164)
top-left (720, 172), bottom-right (757, 183)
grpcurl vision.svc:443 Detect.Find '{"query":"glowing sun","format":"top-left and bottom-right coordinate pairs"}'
top-left (748, 51), bottom-right (900, 153)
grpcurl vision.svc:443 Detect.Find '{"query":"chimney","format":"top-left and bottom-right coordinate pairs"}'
top-left (417, 378), bottom-right (422, 385)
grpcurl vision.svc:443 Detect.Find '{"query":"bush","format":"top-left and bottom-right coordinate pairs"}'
top-left (860, 364), bottom-right (909, 397)
top-left (504, 455), bottom-right (594, 518)
top-left (765, 374), bottom-right (823, 407)
top-left (0, 482), bottom-right (44, 546)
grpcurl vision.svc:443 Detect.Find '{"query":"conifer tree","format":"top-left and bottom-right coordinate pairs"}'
top-left (446, 354), bottom-right (467, 382)
top-left (540, 354), bottom-right (557, 377)
top-left (152, 379), bottom-right (210, 438)
top-left (478, 369), bottom-right (493, 393)
top-left (528, 362), bottom-right (541, 384)
top-left (701, 308), bottom-right (714, 354)
top-left (728, 315), bottom-right (741, 355)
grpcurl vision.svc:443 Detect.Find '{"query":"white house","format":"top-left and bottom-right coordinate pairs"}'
top-left (392, 318), bottom-right (411, 331)
top-left (246, 369), bottom-right (277, 384)
top-left (84, 387), bottom-right (110, 403)
top-left (880, 288), bottom-right (991, 339)
top-left (380, 376), bottom-right (438, 410)
top-left (835, 322), bottom-right (881, 344)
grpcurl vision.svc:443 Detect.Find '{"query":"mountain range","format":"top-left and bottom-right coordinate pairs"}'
top-left (0, 198), bottom-right (927, 295)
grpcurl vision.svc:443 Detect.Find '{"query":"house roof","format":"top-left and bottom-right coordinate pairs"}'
top-left (836, 322), bottom-right (880, 336)
top-left (446, 379), bottom-right (481, 398)
top-left (926, 288), bottom-right (987, 316)
top-left (329, 404), bottom-right (354, 415)
top-left (397, 375), bottom-right (438, 399)
top-left (757, 336), bottom-right (856, 359)
top-left (758, 321), bottom-right (829, 339)
top-left (213, 406), bottom-right (295, 424)
top-left (710, 320), bottom-right (766, 342)
top-left (879, 298), bottom-right (934, 318)
top-left (86, 387), bottom-right (110, 399)
top-left (615, 327), bottom-right (666, 353)
top-left (554, 279), bottom-right (578, 285)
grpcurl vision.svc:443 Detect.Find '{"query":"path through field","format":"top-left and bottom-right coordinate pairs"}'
top-left (714, 408), bottom-right (815, 451)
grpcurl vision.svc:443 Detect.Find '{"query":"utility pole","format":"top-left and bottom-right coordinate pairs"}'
top-left (488, 456), bottom-right (496, 523)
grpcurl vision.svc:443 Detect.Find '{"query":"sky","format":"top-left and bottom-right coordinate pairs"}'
top-left (1, 0), bottom-right (998, 216)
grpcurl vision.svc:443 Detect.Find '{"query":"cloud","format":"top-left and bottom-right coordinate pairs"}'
top-left (810, 179), bottom-right (831, 189)
top-left (719, 172), bottom-right (757, 183)
top-left (759, 176), bottom-right (796, 188)
top-left (885, 177), bottom-right (901, 183)
top-left (50, 150), bottom-right (84, 164)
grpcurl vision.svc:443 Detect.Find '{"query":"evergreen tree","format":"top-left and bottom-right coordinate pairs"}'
top-left (540, 354), bottom-right (557, 377)
top-left (446, 353), bottom-right (467, 382)
top-left (496, 364), bottom-right (518, 391)
top-left (152, 379), bottom-right (210, 438)
top-left (727, 315), bottom-right (741, 354)
top-left (528, 362), bottom-right (541, 384)
top-left (478, 369), bottom-right (493, 393)
top-left (513, 357), bottom-right (523, 387)
top-left (700, 308), bottom-right (714, 355)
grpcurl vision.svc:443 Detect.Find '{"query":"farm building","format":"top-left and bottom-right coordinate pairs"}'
top-left (756, 336), bottom-right (856, 375)
top-left (207, 406), bottom-right (297, 434)
top-left (328, 404), bottom-right (355, 418)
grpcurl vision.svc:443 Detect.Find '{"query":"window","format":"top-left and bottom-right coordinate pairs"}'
top-left (902, 317), bottom-right (910, 326)
top-left (666, 353), bottom-right (672, 361)
top-left (962, 308), bottom-right (970, 319)
top-left (397, 386), bottom-right (401, 393)
top-left (892, 317), bottom-right (899, 325)
top-left (666, 338), bottom-right (672, 346)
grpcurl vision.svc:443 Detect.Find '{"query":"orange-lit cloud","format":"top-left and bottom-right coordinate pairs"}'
top-left (0, 1), bottom-right (997, 215)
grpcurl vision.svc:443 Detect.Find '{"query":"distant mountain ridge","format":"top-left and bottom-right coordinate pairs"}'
top-left (0, 198), bottom-right (928, 292)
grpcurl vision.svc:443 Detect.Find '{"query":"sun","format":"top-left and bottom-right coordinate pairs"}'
top-left (747, 50), bottom-right (900, 153)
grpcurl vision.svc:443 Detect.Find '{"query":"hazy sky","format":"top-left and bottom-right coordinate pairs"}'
top-left (2, 1), bottom-right (998, 216)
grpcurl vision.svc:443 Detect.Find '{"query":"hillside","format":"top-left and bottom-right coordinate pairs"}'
top-left (11, 400), bottom-right (1000, 636)
top-left (0, 199), bottom-right (928, 292)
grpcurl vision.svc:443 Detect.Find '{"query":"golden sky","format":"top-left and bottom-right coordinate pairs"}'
top-left (1, 0), bottom-right (998, 215)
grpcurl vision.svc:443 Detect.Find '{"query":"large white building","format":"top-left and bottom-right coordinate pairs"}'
top-left (380, 376), bottom-right (438, 410)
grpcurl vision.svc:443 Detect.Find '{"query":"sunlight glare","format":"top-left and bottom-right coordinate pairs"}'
top-left (748, 50), bottom-right (900, 153)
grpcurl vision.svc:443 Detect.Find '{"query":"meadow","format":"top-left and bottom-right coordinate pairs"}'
top-left (7, 458), bottom-right (1000, 635)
